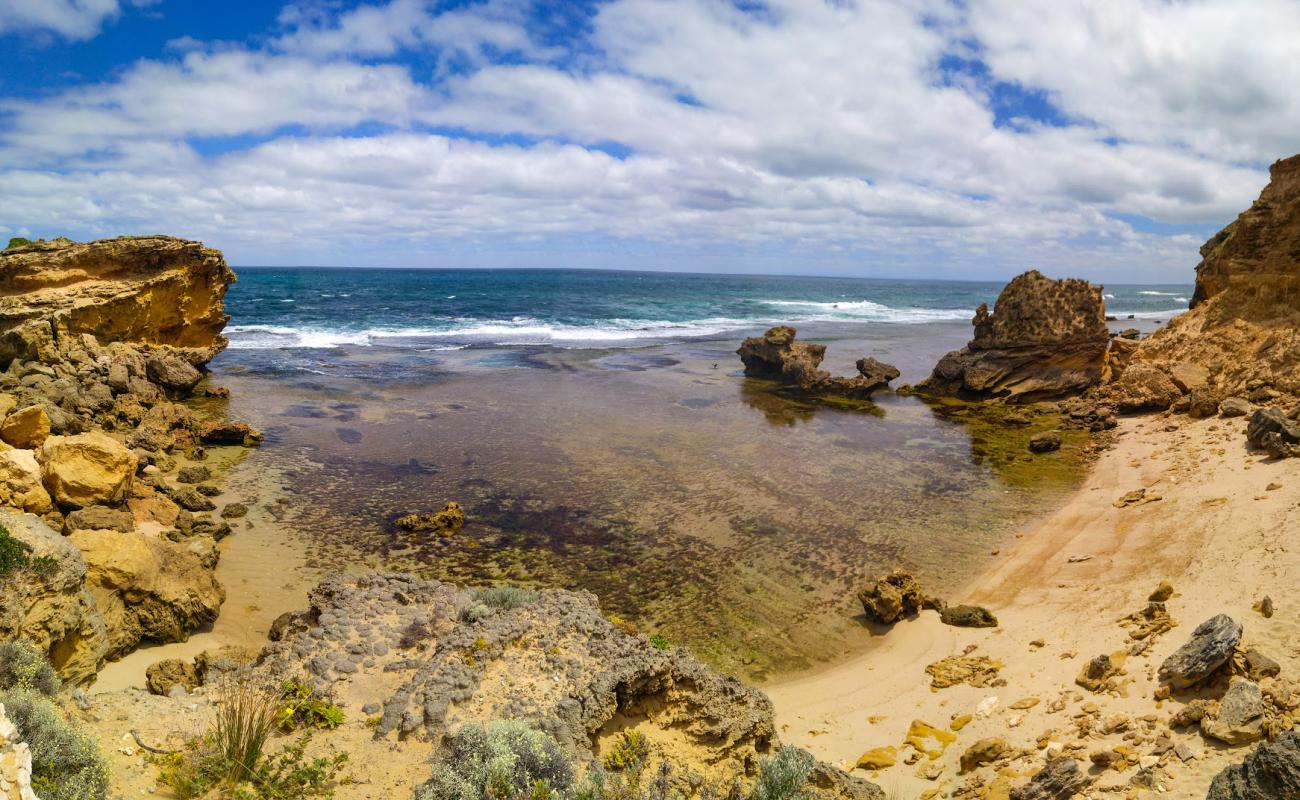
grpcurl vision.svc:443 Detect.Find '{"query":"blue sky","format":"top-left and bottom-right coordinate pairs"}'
top-left (0, 0), bottom-right (1297, 281)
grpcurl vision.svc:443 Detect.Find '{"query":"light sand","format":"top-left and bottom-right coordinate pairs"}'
top-left (767, 412), bottom-right (1300, 798)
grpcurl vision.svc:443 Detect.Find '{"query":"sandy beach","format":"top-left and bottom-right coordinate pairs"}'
top-left (769, 411), bottom-right (1300, 797)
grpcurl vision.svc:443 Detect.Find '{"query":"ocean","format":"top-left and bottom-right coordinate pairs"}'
top-left (222, 268), bottom-right (1193, 351)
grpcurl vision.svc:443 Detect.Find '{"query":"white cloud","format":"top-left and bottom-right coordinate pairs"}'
top-left (0, 0), bottom-right (1296, 280)
top-left (0, 0), bottom-right (154, 40)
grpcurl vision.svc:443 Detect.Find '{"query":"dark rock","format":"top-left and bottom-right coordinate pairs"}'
top-left (63, 505), bottom-right (135, 533)
top-left (736, 326), bottom-right (899, 399)
top-left (1245, 648), bottom-right (1281, 680)
top-left (198, 420), bottom-right (264, 447)
top-left (1247, 408), bottom-right (1300, 458)
top-left (939, 604), bottom-right (998, 628)
top-left (1207, 730), bottom-right (1300, 799)
top-left (395, 501), bottom-right (465, 536)
top-left (1028, 431), bottom-right (1062, 453)
top-left (176, 465), bottom-right (211, 484)
top-left (1158, 614), bottom-right (1242, 688)
top-left (1009, 758), bottom-right (1089, 800)
top-left (221, 502), bottom-right (249, 519)
top-left (1188, 386), bottom-right (1223, 418)
top-left (172, 487), bottom-right (216, 512)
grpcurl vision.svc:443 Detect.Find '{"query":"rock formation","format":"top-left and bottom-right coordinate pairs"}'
top-left (0, 702), bottom-right (38, 800)
top-left (1114, 154), bottom-right (1300, 405)
top-left (1158, 614), bottom-right (1242, 689)
top-left (257, 573), bottom-right (883, 799)
top-left (920, 270), bottom-right (1110, 402)
top-left (737, 327), bottom-right (899, 399)
top-left (1207, 729), bottom-right (1300, 800)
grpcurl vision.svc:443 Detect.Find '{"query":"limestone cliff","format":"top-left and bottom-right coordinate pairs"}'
top-left (1122, 154), bottom-right (1300, 400)
top-left (920, 270), bottom-right (1110, 402)
top-left (0, 236), bottom-right (234, 367)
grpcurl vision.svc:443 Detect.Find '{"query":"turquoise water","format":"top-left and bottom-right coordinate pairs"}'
top-left (223, 268), bottom-right (1193, 350)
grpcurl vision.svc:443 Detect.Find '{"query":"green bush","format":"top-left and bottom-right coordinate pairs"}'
top-left (602, 730), bottom-right (650, 772)
top-left (648, 635), bottom-right (672, 651)
top-left (4, 237), bottom-right (33, 250)
top-left (275, 679), bottom-right (345, 731)
top-left (748, 748), bottom-right (815, 800)
top-left (0, 525), bottom-right (29, 578)
top-left (476, 586), bottom-right (539, 611)
top-left (417, 720), bottom-right (574, 800)
top-left (0, 639), bottom-right (60, 696)
top-left (0, 687), bottom-right (110, 800)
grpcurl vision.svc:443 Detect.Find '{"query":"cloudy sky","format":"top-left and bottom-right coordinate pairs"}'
top-left (0, 0), bottom-right (1296, 280)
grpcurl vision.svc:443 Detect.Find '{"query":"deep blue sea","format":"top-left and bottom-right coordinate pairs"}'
top-left (223, 268), bottom-right (1194, 350)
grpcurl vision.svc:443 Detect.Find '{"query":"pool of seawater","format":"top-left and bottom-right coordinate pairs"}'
top-left (209, 323), bottom-right (1088, 678)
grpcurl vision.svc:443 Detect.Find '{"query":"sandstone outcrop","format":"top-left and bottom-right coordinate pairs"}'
top-left (1120, 155), bottom-right (1300, 402)
top-left (920, 271), bottom-right (1110, 402)
top-left (856, 570), bottom-right (931, 625)
top-left (39, 432), bottom-right (136, 509)
top-left (737, 327), bottom-right (899, 399)
top-left (257, 573), bottom-right (883, 799)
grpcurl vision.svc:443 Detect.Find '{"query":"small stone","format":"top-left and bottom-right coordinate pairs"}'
top-left (1029, 431), bottom-right (1062, 453)
top-left (1253, 596), bottom-right (1274, 618)
top-left (960, 738), bottom-right (1010, 773)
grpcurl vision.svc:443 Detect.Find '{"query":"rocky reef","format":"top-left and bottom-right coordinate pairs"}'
top-left (919, 270), bottom-right (1110, 402)
top-left (0, 236), bottom-right (251, 683)
top-left (1106, 154), bottom-right (1300, 410)
top-left (737, 326), bottom-right (899, 399)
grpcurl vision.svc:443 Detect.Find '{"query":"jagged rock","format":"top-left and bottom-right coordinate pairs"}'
top-left (145, 658), bottom-right (200, 696)
top-left (395, 501), bottom-right (465, 536)
top-left (1203, 678), bottom-right (1266, 745)
top-left (175, 465), bottom-right (211, 484)
top-left (68, 528), bottom-right (224, 658)
top-left (1149, 581), bottom-right (1174, 602)
top-left (145, 351), bottom-right (203, 392)
top-left (737, 327), bottom-right (899, 398)
top-left (0, 450), bottom-right (52, 515)
top-left (39, 431), bottom-right (136, 509)
top-left (960, 737), bottom-right (1009, 773)
top-left (1028, 431), bottom-right (1062, 453)
top-left (0, 510), bottom-right (109, 685)
top-left (1076, 653), bottom-right (1120, 693)
top-left (1109, 363), bottom-right (1182, 412)
top-left (63, 505), bottom-right (134, 533)
top-left (171, 487), bottom-right (216, 512)
top-left (1125, 155), bottom-right (1300, 400)
top-left (1009, 758), bottom-right (1089, 800)
top-left (1220, 397), bottom-right (1252, 418)
top-left (258, 573), bottom-right (882, 799)
top-left (856, 569), bottom-right (928, 625)
top-left (0, 405), bottom-right (49, 449)
top-left (197, 420), bottom-right (263, 447)
top-left (1207, 729), bottom-right (1300, 799)
top-left (0, 236), bottom-right (233, 368)
top-left (1247, 408), bottom-right (1300, 458)
top-left (1188, 386), bottom-right (1223, 418)
top-left (920, 271), bottom-right (1110, 402)
top-left (939, 604), bottom-right (998, 628)
top-left (1158, 614), bottom-right (1242, 688)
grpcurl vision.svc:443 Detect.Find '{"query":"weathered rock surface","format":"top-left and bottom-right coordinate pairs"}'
top-left (1107, 363), bottom-right (1183, 413)
top-left (395, 501), bottom-right (465, 536)
top-left (0, 236), bottom-right (233, 366)
top-left (0, 406), bottom-right (49, 449)
top-left (0, 450), bottom-right (51, 515)
top-left (1124, 155), bottom-right (1300, 400)
top-left (856, 570), bottom-right (928, 625)
top-left (1203, 678), bottom-right (1266, 745)
top-left (1247, 408), bottom-right (1300, 458)
top-left (1158, 614), bottom-right (1242, 689)
top-left (1009, 758), bottom-right (1089, 800)
top-left (939, 604), bottom-right (998, 628)
top-left (0, 701), bottom-right (38, 800)
top-left (920, 271), bottom-right (1110, 402)
top-left (1028, 431), bottom-right (1062, 453)
top-left (145, 658), bottom-right (200, 696)
top-left (0, 510), bottom-right (109, 685)
top-left (737, 327), bottom-right (899, 399)
top-left (258, 573), bottom-right (882, 799)
top-left (1207, 729), bottom-right (1300, 799)
top-left (39, 431), bottom-right (136, 509)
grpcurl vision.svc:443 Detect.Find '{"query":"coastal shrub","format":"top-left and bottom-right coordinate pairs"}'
top-left (0, 525), bottom-right (28, 578)
top-left (157, 735), bottom-right (347, 800)
top-left (747, 748), bottom-right (814, 800)
top-left (0, 638), bottom-right (60, 696)
top-left (4, 237), bottom-right (33, 250)
top-left (417, 720), bottom-right (574, 800)
top-left (0, 687), bottom-right (110, 800)
top-left (602, 730), bottom-right (650, 772)
top-left (276, 678), bottom-right (345, 731)
top-left (648, 635), bottom-right (672, 651)
top-left (476, 586), bottom-right (539, 611)
top-left (460, 602), bottom-right (492, 624)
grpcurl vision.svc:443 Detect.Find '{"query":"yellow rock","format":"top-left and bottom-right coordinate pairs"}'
top-left (855, 746), bottom-right (897, 770)
top-left (0, 405), bottom-right (50, 449)
top-left (950, 714), bottom-right (973, 731)
top-left (0, 449), bottom-right (52, 514)
top-left (39, 431), bottom-right (136, 508)
top-left (904, 719), bottom-right (958, 759)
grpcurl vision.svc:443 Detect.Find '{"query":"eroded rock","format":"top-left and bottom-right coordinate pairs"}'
top-left (737, 327), bottom-right (899, 399)
top-left (1009, 758), bottom-right (1089, 800)
top-left (1207, 729), bottom-right (1300, 799)
top-left (39, 431), bottom-right (136, 509)
top-left (856, 570), bottom-right (928, 625)
top-left (1158, 614), bottom-right (1242, 689)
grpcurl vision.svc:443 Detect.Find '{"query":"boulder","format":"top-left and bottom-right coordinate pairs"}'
top-left (1009, 758), bottom-right (1088, 800)
top-left (1207, 730), bottom-right (1300, 800)
top-left (40, 431), bottom-right (136, 508)
top-left (856, 570), bottom-right (927, 625)
top-left (737, 327), bottom-right (900, 398)
top-left (1158, 614), bottom-right (1242, 688)
top-left (0, 449), bottom-right (53, 514)
top-left (0, 509), bottom-right (109, 685)
top-left (63, 505), bottom-right (135, 533)
top-left (176, 464), bottom-right (211, 484)
top-left (1247, 408), bottom-right (1300, 458)
top-left (1220, 397), bottom-right (1252, 418)
top-left (0, 405), bottom-right (50, 448)
top-left (1028, 431), bottom-right (1062, 453)
top-left (1203, 678), bottom-right (1266, 745)
top-left (920, 271), bottom-right (1110, 402)
top-left (1109, 363), bottom-right (1182, 413)
top-left (197, 420), bottom-right (263, 447)
top-left (145, 658), bottom-right (200, 696)
top-left (68, 528), bottom-right (224, 658)
top-left (146, 351), bottom-right (203, 392)
top-left (1187, 386), bottom-right (1223, 418)
top-left (1168, 361), bottom-right (1211, 393)
top-left (939, 604), bottom-right (998, 628)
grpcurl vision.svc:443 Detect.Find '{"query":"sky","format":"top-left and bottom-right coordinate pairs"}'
top-left (0, 0), bottom-right (1297, 281)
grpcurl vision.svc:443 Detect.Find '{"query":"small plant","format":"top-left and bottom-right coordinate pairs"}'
top-left (213, 672), bottom-right (281, 783)
top-left (476, 585), bottom-right (538, 611)
top-left (0, 687), bottom-right (110, 800)
top-left (417, 720), bottom-right (573, 800)
top-left (0, 525), bottom-right (30, 578)
top-left (608, 615), bottom-right (639, 636)
top-left (0, 639), bottom-right (60, 696)
top-left (460, 602), bottom-right (492, 623)
top-left (748, 747), bottom-right (815, 800)
top-left (5, 237), bottom-right (33, 250)
top-left (602, 730), bottom-right (650, 772)
top-left (157, 734), bottom-right (347, 800)
top-left (648, 634), bottom-right (672, 651)
top-left (276, 679), bottom-right (345, 731)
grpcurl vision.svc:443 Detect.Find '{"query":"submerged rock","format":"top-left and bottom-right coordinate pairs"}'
top-left (1028, 431), bottom-right (1062, 453)
top-left (737, 326), bottom-right (899, 399)
top-left (1158, 614), bottom-right (1242, 688)
top-left (395, 501), bottom-right (465, 536)
top-left (920, 270), bottom-right (1110, 402)
top-left (1207, 729), bottom-right (1300, 799)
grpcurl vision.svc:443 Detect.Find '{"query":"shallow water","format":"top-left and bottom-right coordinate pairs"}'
top-left (211, 321), bottom-right (1091, 678)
